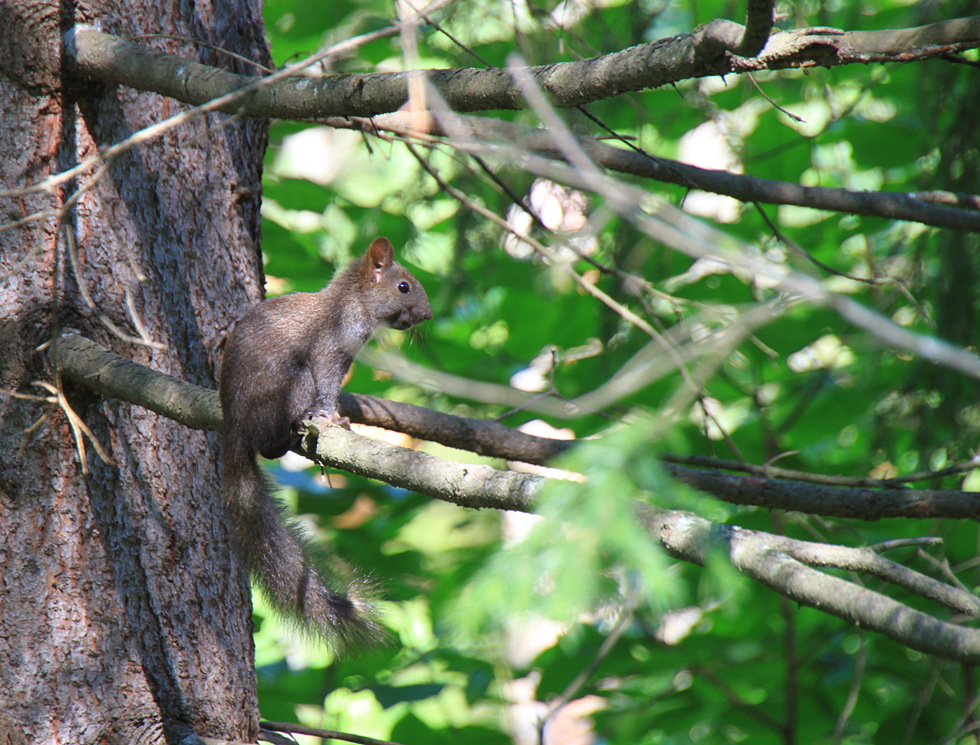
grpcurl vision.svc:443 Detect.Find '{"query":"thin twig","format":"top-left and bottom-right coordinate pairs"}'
top-left (61, 225), bottom-right (163, 349)
top-left (657, 450), bottom-right (980, 488)
top-left (401, 138), bottom-right (700, 395)
top-left (260, 721), bottom-right (408, 745)
top-left (33, 381), bottom-right (115, 472)
top-left (538, 608), bottom-right (635, 745)
top-left (870, 537), bottom-right (944, 553)
top-left (753, 201), bottom-right (934, 329)
top-left (832, 634), bottom-right (867, 744)
top-left (128, 33), bottom-right (276, 73)
top-left (746, 71), bottom-right (804, 121)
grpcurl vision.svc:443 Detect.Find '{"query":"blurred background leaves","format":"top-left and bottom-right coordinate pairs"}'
top-left (254, 0), bottom-right (980, 742)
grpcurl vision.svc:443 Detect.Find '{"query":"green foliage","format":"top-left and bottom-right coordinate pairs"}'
top-left (450, 417), bottom-right (689, 639)
top-left (254, 0), bottom-right (980, 743)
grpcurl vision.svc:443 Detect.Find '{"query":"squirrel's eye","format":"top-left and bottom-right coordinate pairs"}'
top-left (397, 281), bottom-right (410, 294)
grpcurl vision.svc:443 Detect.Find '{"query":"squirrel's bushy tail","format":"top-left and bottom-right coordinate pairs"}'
top-left (222, 443), bottom-right (382, 649)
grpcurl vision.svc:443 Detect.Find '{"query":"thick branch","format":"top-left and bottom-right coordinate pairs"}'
top-left (302, 419), bottom-right (539, 512)
top-left (730, 16), bottom-right (980, 71)
top-left (647, 509), bottom-right (980, 664)
top-left (61, 17), bottom-right (980, 117)
top-left (339, 389), bottom-right (574, 464)
top-left (721, 528), bottom-right (980, 616)
top-left (57, 333), bottom-right (223, 431)
top-left (56, 334), bottom-right (980, 520)
top-left (55, 334), bottom-right (576, 463)
top-left (23, 21), bottom-right (980, 233)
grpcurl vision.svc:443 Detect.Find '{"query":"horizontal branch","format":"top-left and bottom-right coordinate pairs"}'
top-left (55, 334), bottom-right (542, 514)
top-left (61, 16), bottom-right (980, 118)
top-left (55, 334), bottom-right (576, 463)
top-left (658, 451), bottom-right (979, 488)
top-left (662, 463), bottom-right (980, 520)
top-left (356, 112), bottom-right (980, 234)
top-left (56, 334), bottom-right (980, 520)
top-left (339, 386), bottom-right (573, 464)
top-left (302, 419), bottom-right (539, 512)
top-left (727, 16), bottom-right (980, 70)
top-left (57, 333), bottom-right (223, 431)
top-left (19, 19), bottom-right (975, 233)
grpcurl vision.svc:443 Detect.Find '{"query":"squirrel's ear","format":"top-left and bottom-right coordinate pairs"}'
top-left (366, 237), bottom-right (394, 270)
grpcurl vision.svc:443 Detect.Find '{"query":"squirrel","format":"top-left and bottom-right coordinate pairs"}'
top-left (219, 236), bottom-right (432, 648)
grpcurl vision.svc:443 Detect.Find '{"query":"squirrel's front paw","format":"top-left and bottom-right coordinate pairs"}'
top-left (330, 413), bottom-right (352, 430)
top-left (305, 407), bottom-right (352, 431)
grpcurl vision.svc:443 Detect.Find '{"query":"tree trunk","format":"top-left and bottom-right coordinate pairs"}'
top-left (0, 1), bottom-right (271, 742)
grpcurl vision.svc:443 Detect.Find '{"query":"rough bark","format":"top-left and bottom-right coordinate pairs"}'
top-left (0, 0), bottom-right (271, 743)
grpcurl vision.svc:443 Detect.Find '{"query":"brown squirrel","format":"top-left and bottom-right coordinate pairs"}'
top-left (219, 237), bottom-right (432, 648)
